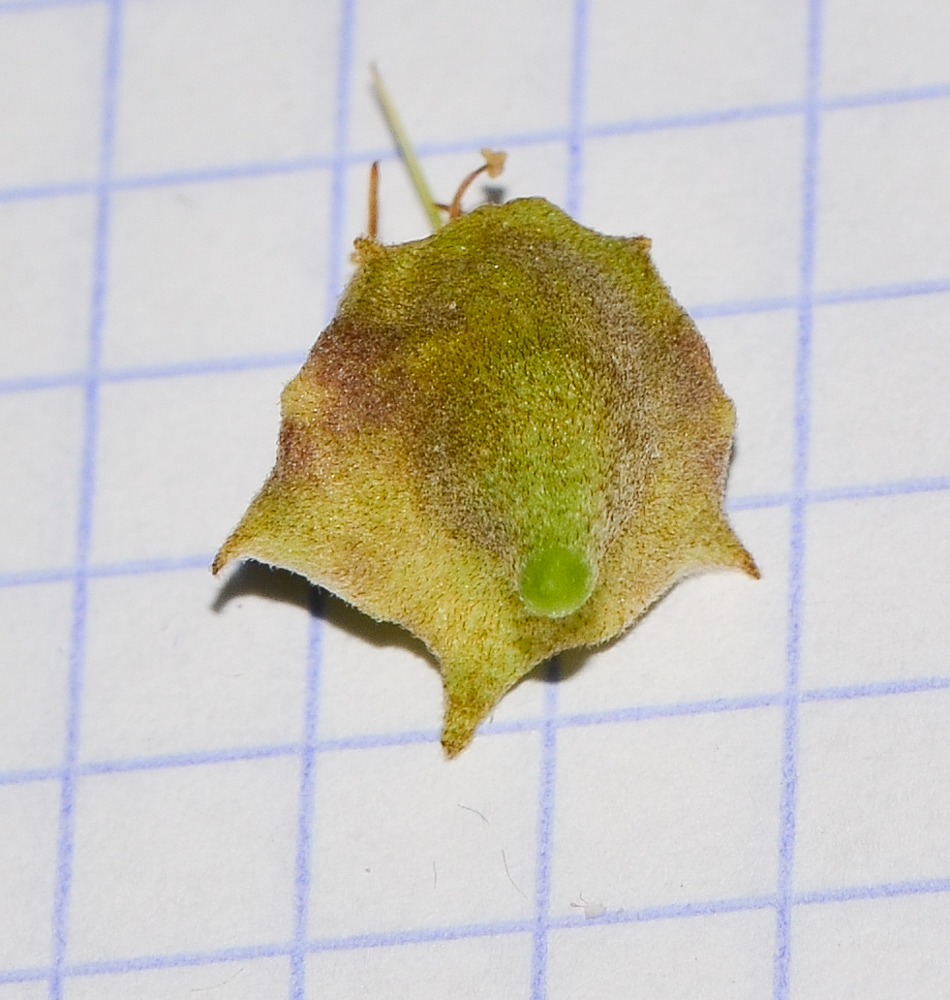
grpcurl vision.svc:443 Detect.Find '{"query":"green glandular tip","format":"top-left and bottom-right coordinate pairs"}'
top-left (517, 543), bottom-right (594, 618)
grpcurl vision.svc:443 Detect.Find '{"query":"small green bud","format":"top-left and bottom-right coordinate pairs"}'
top-left (518, 544), bottom-right (594, 619)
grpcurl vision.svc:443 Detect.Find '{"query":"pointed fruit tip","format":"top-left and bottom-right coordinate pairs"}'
top-left (440, 693), bottom-right (491, 759)
top-left (740, 548), bottom-right (761, 580)
top-left (211, 538), bottom-right (238, 576)
top-left (441, 721), bottom-right (475, 760)
top-left (719, 532), bottom-right (760, 580)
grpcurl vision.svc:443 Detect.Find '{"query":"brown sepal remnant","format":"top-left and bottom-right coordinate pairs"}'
top-left (214, 196), bottom-right (757, 757)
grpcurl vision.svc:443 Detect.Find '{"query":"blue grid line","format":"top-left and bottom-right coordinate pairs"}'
top-left (552, 893), bottom-right (778, 929)
top-left (57, 942), bottom-right (292, 979)
top-left (801, 675), bottom-right (950, 703)
top-left (729, 492), bottom-right (796, 511)
top-left (545, 874), bottom-right (950, 927)
top-left (0, 552), bottom-right (215, 589)
top-left (691, 275), bottom-right (950, 320)
top-left (822, 80), bottom-right (950, 110)
top-left (287, 0), bottom-right (357, 994)
top-left (0, 0), bottom-right (100, 15)
top-left (101, 351), bottom-right (305, 381)
top-left (0, 160), bottom-right (333, 205)
top-left (5, 468), bottom-right (950, 592)
top-left (304, 919), bottom-right (532, 953)
top-left (529, 674), bottom-right (559, 1000)
top-left (808, 475), bottom-right (950, 503)
top-left (5, 874), bottom-right (950, 989)
top-left (795, 876), bottom-right (950, 907)
top-left (79, 741), bottom-right (300, 775)
top-left (0, 77), bottom-right (946, 205)
top-left (588, 99), bottom-right (803, 139)
top-left (812, 276), bottom-right (950, 306)
top-left (47, 2), bottom-right (123, 997)
top-left (1, 920), bottom-right (534, 987)
top-left (0, 350), bottom-right (314, 395)
top-left (530, 5), bottom-right (589, 996)
top-left (288, 590), bottom-right (326, 1000)
top-left (727, 473), bottom-right (950, 514)
top-left (5, 670), bottom-right (950, 794)
top-left (6, 272), bottom-right (950, 399)
top-left (587, 81), bottom-right (950, 141)
top-left (773, 1), bottom-right (823, 996)
top-left (0, 179), bottom-right (95, 204)
top-left (564, 0), bottom-right (589, 220)
top-left (1, 79), bottom-right (949, 211)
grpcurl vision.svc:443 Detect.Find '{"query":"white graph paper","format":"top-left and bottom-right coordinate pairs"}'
top-left (2, 1), bottom-right (950, 998)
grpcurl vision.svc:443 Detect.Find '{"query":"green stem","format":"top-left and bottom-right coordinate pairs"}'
top-left (371, 65), bottom-right (443, 232)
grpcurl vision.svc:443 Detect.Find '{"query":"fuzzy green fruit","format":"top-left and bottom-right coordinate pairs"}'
top-left (214, 196), bottom-right (757, 756)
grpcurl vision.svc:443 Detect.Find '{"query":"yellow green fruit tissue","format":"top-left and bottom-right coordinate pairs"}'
top-left (214, 196), bottom-right (757, 756)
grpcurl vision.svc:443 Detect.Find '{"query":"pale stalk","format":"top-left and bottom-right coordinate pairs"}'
top-left (371, 65), bottom-right (443, 232)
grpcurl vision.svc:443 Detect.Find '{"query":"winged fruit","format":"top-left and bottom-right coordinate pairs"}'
top-left (213, 191), bottom-right (757, 756)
